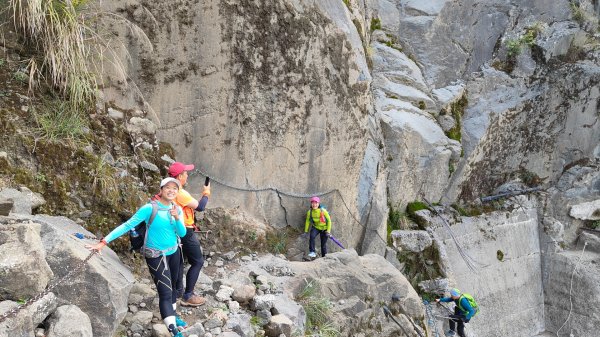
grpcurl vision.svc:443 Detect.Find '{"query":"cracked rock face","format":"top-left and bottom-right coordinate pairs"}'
top-left (101, 0), bottom-right (372, 243)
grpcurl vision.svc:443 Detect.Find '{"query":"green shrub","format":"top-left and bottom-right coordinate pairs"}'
top-left (570, 1), bottom-right (585, 25)
top-left (370, 18), bottom-right (381, 32)
top-left (496, 250), bottom-right (504, 261)
top-left (387, 204), bottom-right (409, 244)
top-left (32, 100), bottom-right (89, 142)
top-left (445, 95), bottom-right (467, 142)
top-left (406, 201), bottom-right (429, 228)
top-left (296, 280), bottom-right (339, 336)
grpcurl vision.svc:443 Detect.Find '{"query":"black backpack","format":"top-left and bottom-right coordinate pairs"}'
top-left (129, 200), bottom-right (161, 252)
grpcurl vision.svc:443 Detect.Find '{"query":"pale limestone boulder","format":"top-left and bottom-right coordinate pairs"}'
top-left (391, 230), bottom-right (433, 253)
top-left (151, 324), bottom-right (170, 337)
top-left (538, 21), bottom-right (587, 62)
top-left (569, 199), bottom-right (600, 220)
top-left (0, 293), bottom-right (57, 337)
top-left (215, 285), bottom-right (235, 302)
top-left (46, 305), bottom-right (93, 337)
top-left (264, 314), bottom-right (293, 337)
top-left (27, 214), bottom-right (134, 337)
top-left (0, 188), bottom-right (45, 215)
top-left (0, 221), bottom-right (53, 300)
top-left (126, 117), bottom-right (157, 135)
top-left (232, 284), bottom-right (256, 304)
top-left (380, 109), bottom-right (458, 209)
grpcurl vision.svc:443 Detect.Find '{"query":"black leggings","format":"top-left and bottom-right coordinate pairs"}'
top-left (146, 251), bottom-right (181, 319)
top-left (176, 228), bottom-right (204, 298)
top-left (449, 307), bottom-right (467, 337)
top-left (309, 227), bottom-right (328, 257)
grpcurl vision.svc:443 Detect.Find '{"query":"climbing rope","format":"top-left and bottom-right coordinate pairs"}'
top-left (0, 251), bottom-right (97, 323)
top-left (556, 242), bottom-right (588, 337)
top-left (424, 300), bottom-right (441, 337)
top-left (190, 168), bottom-right (390, 247)
top-left (423, 198), bottom-right (486, 273)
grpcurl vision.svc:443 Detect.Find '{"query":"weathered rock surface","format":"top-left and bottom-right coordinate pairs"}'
top-left (0, 293), bottom-right (57, 337)
top-left (45, 305), bottom-right (93, 337)
top-left (7, 214), bottom-right (134, 337)
top-left (429, 196), bottom-right (544, 337)
top-left (101, 0), bottom-right (373, 242)
top-left (0, 220), bottom-right (53, 300)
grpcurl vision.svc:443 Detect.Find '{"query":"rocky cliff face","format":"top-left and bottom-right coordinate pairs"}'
top-left (84, 0), bottom-right (600, 336)
top-left (100, 0), bottom-right (374, 253)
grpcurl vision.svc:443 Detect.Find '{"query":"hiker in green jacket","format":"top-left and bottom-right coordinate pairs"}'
top-left (304, 196), bottom-right (331, 258)
top-left (436, 288), bottom-right (477, 337)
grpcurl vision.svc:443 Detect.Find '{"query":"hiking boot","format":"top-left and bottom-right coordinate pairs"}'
top-left (446, 330), bottom-right (456, 336)
top-left (308, 251), bottom-right (317, 258)
top-left (175, 315), bottom-right (187, 328)
top-left (180, 294), bottom-right (206, 307)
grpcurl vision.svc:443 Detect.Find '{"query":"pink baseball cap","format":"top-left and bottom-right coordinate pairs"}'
top-left (168, 162), bottom-right (195, 177)
top-left (310, 196), bottom-right (320, 203)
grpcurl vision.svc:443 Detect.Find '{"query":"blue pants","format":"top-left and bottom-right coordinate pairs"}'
top-left (146, 252), bottom-right (181, 319)
top-left (176, 228), bottom-right (204, 299)
top-left (309, 227), bottom-right (328, 257)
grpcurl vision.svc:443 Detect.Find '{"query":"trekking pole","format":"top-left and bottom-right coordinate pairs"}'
top-left (436, 301), bottom-right (454, 314)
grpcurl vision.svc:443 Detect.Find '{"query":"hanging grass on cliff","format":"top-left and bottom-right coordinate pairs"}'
top-left (9, 0), bottom-right (97, 107)
top-left (7, 0), bottom-right (151, 109)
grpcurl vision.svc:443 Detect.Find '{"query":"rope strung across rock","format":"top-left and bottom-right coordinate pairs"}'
top-left (556, 242), bottom-right (588, 337)
top-left (423, 198), bottom-right (486, 273)
top-left (0, 251), bottom-right (97, 323)
top-left (190, 168), bottom-right (390, 247)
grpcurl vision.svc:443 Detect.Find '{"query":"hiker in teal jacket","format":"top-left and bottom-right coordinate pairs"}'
top-left (436, 288), bottom-right (476, 337)
top-left (304, 196), bottom-right (331, 258)
top-left (88, 177), bottom-right (187, 337)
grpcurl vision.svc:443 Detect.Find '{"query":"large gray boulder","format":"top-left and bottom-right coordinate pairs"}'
top-left (46, 305), bottom-right (93, 337)
top-left (0, 293), bottom-right (57, 337)
top-left (0, 188), bottom-right (45, 215)
top-left (380, 109), bottom-right (459, 209)
top-left (0, 220), bottom-right (53, 300)
top-left (23, 214), bottom-right (134, 337)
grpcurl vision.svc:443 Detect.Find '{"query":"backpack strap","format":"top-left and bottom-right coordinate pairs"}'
top-left (142, 201), bottom-right (159, 251)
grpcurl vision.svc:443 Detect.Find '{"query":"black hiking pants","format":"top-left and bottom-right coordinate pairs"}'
top-left (176, 228), bottom-right (204, 299)
top-left (449, 307), bottom-right (468, 337)
top-left (309, 226), bottom-right (328, 257)
top-left (146, 251), bottom-right (181, 319)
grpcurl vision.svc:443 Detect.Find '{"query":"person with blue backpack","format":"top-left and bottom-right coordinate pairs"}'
top-left (87, 177), bottom-right (187, 337)
top-left (435, 288), bottom-right (478, 337)
top-left (304, 196), bottom-right (332, 259)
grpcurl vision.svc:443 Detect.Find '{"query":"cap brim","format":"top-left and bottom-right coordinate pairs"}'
top-left (184, 164), bottom-right (195, 171)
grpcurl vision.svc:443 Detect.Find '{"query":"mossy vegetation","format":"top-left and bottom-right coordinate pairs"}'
top-left (406, 201), bottom-right (429, 228)
top-left (444, 95), bottom-right (468, 142)
top-left (387, 204), bottom-right (410, 244)
top-left (342, 0), bottom-right (351, 10)
top-left (370, 18), bottom-right (381, 32)
top-left (397, 245), bottom-right (443, 291)
top-left (496, 22), bottom-right (544, 73)
top-left (496, 250), bottom-right (504, 261)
